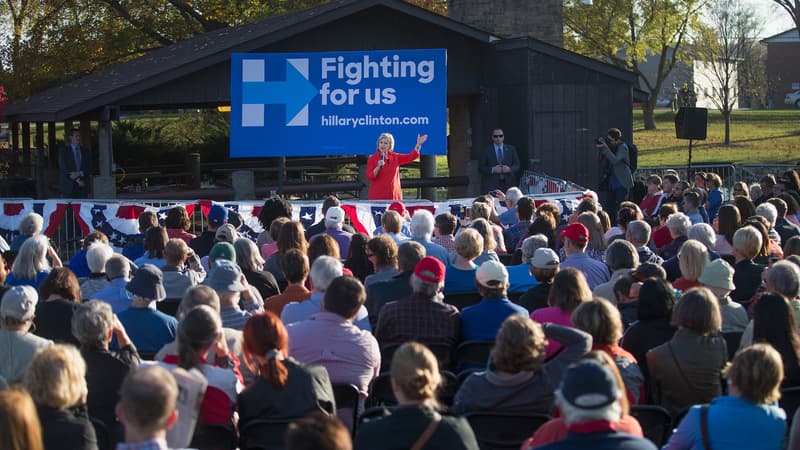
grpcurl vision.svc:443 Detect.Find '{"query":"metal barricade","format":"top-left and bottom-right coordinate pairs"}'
top-left (635, 164), bottom-right (738, 192)
top-left (735, 164), bottom-right (797, 186)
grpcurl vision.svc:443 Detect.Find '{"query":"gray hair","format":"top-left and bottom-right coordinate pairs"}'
top-left (71, 300), bottom-right (113, 348)
top-left (555, 389), bottom-right (622, 426)
top-left (756, 203), bottom-right (778, 228)
top-left (410, 210), bottom-right (435, 240)
top-left (626, 220), bottom-right (651, 246)
top-left (234, 238), bottom-right (265, 272)
top-left (521, 234), bottom-right (549, 261)
top-left (766, 261), bottom-right (800, 299)
top-left (11, 235), bottom-right (50, 280)
top-left (310, 255), bottom-right (343, 292)
top-left (105, 255), bottom-right (130, 280)
top-left (19, 212), bottom-right (43, 236)
top-left (689, 223), bottom-right (716, 252)
top-left (86, 244), bottom-right (114, 274)
top-left (604, 240), bottom-right (639, 271)
top-left (178, 285), bottom-right (221, 318)
top-left (506, 187), bottom-right (523, 204)
top-left (666, 213), bottom-right (691, 237)
top-left (410, 273), bottom-right (444, 299)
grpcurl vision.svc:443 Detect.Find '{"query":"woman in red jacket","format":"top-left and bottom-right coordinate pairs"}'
top-left (366, 132), bottom-right (427, 200)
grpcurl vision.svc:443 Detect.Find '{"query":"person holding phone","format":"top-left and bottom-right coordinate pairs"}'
top-left (366, 132), bottom-right (428, 200)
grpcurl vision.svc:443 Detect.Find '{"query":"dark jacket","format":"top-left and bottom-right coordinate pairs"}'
top-left (518, 282), bottom-right (552, 312)
top-left (731, 259), bottom-right (766, 306)
top-left (189, 230), bottom-right (216, 258)
top-left (621, 317), bottom-right (676, 382)
top-left (37, 404), bottom-right (98, 450)
top-left (237, 358), bottom-right (335, 428)
top-left (355, 405), bottom-right (479, 450)
top-left (242, 268), bottom-right (280, 299)
top-left (776, 217), bottom-right (800, 247)
top-left (34, 299), bottom-right (79, 346)
top-left (81, 344), bottom-right (139, 439)
top-left (646, 329), bottom-right (727, 416)
top-left (365, 271), bottom-right (413, 327)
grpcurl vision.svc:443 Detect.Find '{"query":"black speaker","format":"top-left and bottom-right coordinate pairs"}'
top-left (674, 107), bottom-right (708, 140)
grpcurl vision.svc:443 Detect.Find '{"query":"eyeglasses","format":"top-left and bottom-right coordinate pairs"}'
top-left (492, 135), bottom-right (504, 138)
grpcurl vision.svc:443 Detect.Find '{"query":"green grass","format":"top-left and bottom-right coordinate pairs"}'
top-left (634, 109), bottom-right (800, 168)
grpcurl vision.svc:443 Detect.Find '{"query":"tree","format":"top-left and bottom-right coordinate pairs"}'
top-left (563, 0), bottom-right (704, 130)
top-left (692, 0), bottom-right (760, 145)
top-left (773, 0), bottom-right (799, 38)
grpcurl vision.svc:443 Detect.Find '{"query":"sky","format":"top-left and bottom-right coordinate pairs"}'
top-left (742, 0), bottom-right (796, 38)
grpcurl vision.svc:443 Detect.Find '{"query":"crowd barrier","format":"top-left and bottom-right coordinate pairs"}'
top-left (1, 191), bottom-right (592, 261)
top-left (636, 163), bottom-right (797, 197)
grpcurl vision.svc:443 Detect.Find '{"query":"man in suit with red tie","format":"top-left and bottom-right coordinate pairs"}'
top-left (59, 128), bottom-right (92, 198)
top-left (479, 128), bottom-right (521, 192)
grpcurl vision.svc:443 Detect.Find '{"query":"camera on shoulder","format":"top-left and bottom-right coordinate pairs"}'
top-left (595, 137), bottom-right (607, 146)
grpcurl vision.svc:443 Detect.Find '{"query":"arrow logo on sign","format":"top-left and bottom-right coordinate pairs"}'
top-left (241, 58), bottom-right (318, 126)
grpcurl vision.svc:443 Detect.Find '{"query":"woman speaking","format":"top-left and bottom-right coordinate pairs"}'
top-left (366, 132), bottom-right (427, 200)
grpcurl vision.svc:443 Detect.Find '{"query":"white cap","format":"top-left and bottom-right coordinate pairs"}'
top-left (476, 260), bottom-right (509, 287)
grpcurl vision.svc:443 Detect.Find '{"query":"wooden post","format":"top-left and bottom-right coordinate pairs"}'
top-left (21, 123), bottom-right (31, 173)
top-left (48, 122), bottom-right (57, 166)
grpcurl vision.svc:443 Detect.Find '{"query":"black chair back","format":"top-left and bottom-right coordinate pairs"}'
top-left (190, 423), bottom-right (237, 450)
top-left (629, 405), bottom-right (673, 446)
top-left (444, 292), bottom-right (481, 311)
top-left (465, 411), bottom-right (551, 450)
top-left (780, 387), bottom-right (800, 430)
top-left (437, 370), bottom-right (459, 408)
top-left (239, 419), bottom-right (294, 450)
top-left (332, 383), bottom-right (361, 434)
top-left (507, 291), bottom-right (523, 305)
top-left (498, 253), bottom-right (515, 266)
top-left (453, 340), bottom-right (494, 373)
top-left (381, 341), bottom-right (453, 372)
top-left (367, 373), bottom-right (397, 408)
top-left (722, 332), bottom-right (743, 361)
top-left (157, 298), bottom-right (182, 317)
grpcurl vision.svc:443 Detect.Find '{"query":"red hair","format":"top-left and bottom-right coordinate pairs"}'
top-left (242, 312), bottom-right (289, 388)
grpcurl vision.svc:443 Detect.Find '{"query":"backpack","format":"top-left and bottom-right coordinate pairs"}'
top-left (625, 141), bottom-right (638, 172)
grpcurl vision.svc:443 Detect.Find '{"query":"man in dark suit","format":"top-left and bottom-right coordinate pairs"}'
top-left (479, 128), bottom-right (521, 192)
top-left (59, 128), bottom-right (93, 198)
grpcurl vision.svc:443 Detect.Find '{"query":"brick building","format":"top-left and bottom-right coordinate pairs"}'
top-left (762, 28), bottom-right (800, 109)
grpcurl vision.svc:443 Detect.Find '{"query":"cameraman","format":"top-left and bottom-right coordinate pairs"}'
top-left (597, 128), bottom-right (632, 224)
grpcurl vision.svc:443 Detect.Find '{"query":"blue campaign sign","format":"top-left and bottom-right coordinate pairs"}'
top-left (230, 49), bottom-right (447, 157)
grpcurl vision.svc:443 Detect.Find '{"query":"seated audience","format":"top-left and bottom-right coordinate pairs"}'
top-left (469, 200), bottom-right (507, 254)
top-left (304, 195), bottom-right (356, 241)
top-left (497, 186), bottom-right (524, 226)
top-left (572, 298), bottom-right (644, 404)
top-left (235, 237), bottom-right (280, 299)
top-left (444, 228), bottom-right (481, 295)
top-left (517, 238), bottom-right (556, 311)
top-left (90, 254), bottom-right (133, 313)
top-left (531, 268), bottom-right (592, 357)
top-left (123, 211), bottom-right (158, 261)
top-left (204, 259), bottom-right (256, 330)
top-left (264, 221), bottom-right (309, 290)
top-left (287, 276), bottom-right (380, 429)
top-left (265, 249), bottom-right (312, 316)
top-left (161, 238), bottom-right (204, 299)
top-left (714, 204), bottom-right (741, 256)
top-left (770, 197), bottom-right (800, 246)
top-left (559, 223), bottom-right (610, 290)
top-left (730, 225), bottom-right (767, 306)
top-left (705, 173), bottom-right (724, 221)
top-left (0, 388), bottom-right (44, 450)
top-left (460, 260), bottom-right (529, 341)
top-left (507, 233), bottom-right (546, 294)
top-left (627, 220), bottom-right (662, 264)
top-left (115, 365), bottom-right (180, 449)
top-left (470, 218), bottom-right (501, 265)
top-left (190, 204), bottom-right (228, 258)
top-left (34, 267), bottom-right (82, 346)
top-left (0, 285), bottom-right (52, 383)
top-left (379, 210), bottom-right (409, 245)
top-left (375, 256), bottom-right (461, 349)
top-left (639, 174), bottom-right (664, 217)
top-left (522, 351), bottom-right (645, 449)
top-left (621, 277), bottom-right (677, 381)
top-left (25, 344), bottom-right (98, 450)
top-left (134, 226), bottom-right (168, 268)
top-left (345, 233), bottom-right (374, 283)
top-left (237, 312), bottom-right (335, 428)
top-left (699, 259), bottom-right (748, 333)
top-left (647, 287), bottom-right (727, 416)
top-left (72, 300), bottom-right (138, 443)
top-left (262, 216), bottom-right (290, 260)
top-left (664, 344), bottom-right (786, 449)
top-left (409, 209), bottom-right (450, 265)
top-left (9, 212), bottom-right (44, 253)
top-left (671, 240), bottom-right (709, 291)
top-left (658, 212), bottom-right (691, 260)
top-left (453, 315), bottom-right (591, 415)
top-left (531, 360), bottom-right (657, 450)
top-left (741, 293), bottom-right (800, 387)
top-left (431, 212), bottom-right (457, 253)
top-left (652, 203), bottom-right (678, 250)
top-left (504, 197), bottom-right (535, 251)
top-left (683, 191), bottom-right (704, 225)
top-left (311, 206), bottom-right (353, 258)
top-left (593, 240), bottom-right (639, 304)
top-left (354, 342), bottom-right (479, 450)
top-left (286, 412), bottom-right (352, 450)
top-left (363, 235), bottom-right (399, 287)
top-left (69, 231), bottom-right (110, 280)
top-left (6, 234), bottom-right (61, 288)
top-left (164, 205), bottom-right (196, 245)
top-left (256, 197), bottom-right (293, 248)
top-left (159, 305), bottom-right (241, 426)
top-left (79, 243), bottom-right (113, 300)
top-left (118, 264), bottom-right (178, 355)
top-left (283, 256), bottom-right (370, 331)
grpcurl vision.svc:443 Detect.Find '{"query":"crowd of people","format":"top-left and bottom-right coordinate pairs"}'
top-left (2, 166), bottom-right (800, 450)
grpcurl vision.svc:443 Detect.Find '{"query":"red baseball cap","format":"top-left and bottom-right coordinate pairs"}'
top-left (413, 256), bottom-right (446, 283)
top-left (560, 223), bottom-right (589, 244)
top-left (388, 201), bottom-right (407, 216)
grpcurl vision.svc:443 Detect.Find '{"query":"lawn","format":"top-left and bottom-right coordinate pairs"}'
top-left (633, 109), bottom-right (800, 168)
